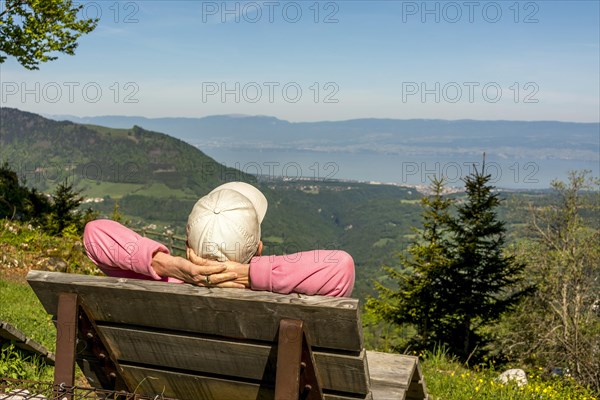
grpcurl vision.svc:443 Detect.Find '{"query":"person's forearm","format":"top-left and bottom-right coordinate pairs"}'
top-left (84, 219), bottom-right (168, 280)
top-left (223, 262), bottom-right (250, 287)
top-left (248, 250), bottom-right (355, 297)
top-left (151, 251), bottom-right (179, 278)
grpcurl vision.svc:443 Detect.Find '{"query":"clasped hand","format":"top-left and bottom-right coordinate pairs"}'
top-left (150, 248), bottom-right (250, 288)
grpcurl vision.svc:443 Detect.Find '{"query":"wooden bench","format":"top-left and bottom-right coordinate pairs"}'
top-left (27, 270), bottom-right (428, 400)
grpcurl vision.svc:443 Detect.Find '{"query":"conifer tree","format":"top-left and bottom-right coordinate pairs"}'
top-left (367, 177), bottom-right (454, 351)
top-left (446, 158), bottom-right (529, 359)
top-left (47, 179), bottom-right (83, 235)
top-left (368, 157), bottom-right (530, 361)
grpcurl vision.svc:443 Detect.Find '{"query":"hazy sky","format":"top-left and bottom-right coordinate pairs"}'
top-left (1, 0), bottom-right (599, 122)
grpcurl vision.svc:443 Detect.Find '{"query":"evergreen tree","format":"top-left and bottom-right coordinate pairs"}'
top-left (45, 179), bottom-right (94, 236)
top-left (367, 177), bottom-right (454, 351)
top-left (447, 159), bottom-right (530, 360)
top-left (368, 157), bottom-right (530, 361)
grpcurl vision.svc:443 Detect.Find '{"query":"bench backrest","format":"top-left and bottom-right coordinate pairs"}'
top-left (27, 270), bottom-right (370, 400)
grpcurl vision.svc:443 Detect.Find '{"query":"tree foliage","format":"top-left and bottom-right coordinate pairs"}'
top-left (494, 170), bottom-right (600, 391)
top-left (0, 161), bottom-right (51, 221)
top-left (367, 159), bottom-right (530, 362)
top-left (0, 163), bottom-right (95, 235)
top-left (0, 0), bottom-right (98, 69)
top-left (366, 178), bottom-right (455, 351)
top-left (44, 178), bottom-right (95, 236)
top-left (447, 161), bottom-right (530, 359)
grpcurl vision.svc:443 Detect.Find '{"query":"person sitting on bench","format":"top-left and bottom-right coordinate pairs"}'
top-left (83, 182), bottom-right (355, 297)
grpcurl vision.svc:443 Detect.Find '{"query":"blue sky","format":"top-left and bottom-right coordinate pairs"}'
top-left (1, 0), bottom-right (599, 122)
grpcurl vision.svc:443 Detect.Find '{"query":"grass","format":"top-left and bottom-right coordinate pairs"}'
top-left (0, 280), bottom-right (55, 350)
top-left (77, 181), bottom-right (195, 199)
top-left (0, 343), bottom-right (54, 382)
top-left (0, 280), bottom-right (55, 382)
top-left (372, 238), bottom-right (395, 247)
top-left (399, 199), bottom-right (422, 204)
top-left (421, 347), bottom-right (599, 400)
top-left (263, 235), bottom-right (285, 244)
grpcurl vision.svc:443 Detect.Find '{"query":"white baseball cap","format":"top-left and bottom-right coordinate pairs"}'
top-left (187, 182), bottom-right (268, 263)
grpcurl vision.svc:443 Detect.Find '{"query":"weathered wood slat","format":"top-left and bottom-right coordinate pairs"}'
top-left (27, 271), bottom-right (362, 351)
top-left (370, 385), bottom-right (407, 400)
top-left (99, 325), bottom-right (369, 394)
top-left (367, 351), bottom-right (427, 400)
top-left (0, 321), bottom-right (55, 365)
top-left (406, 362), bottom-right (428, 400)
top-left (121, 363), bottom-right (268, 400)
top-left (121, 365), bottom-right (371, 400)
top-left (324, 395), bottom-right (373, 400)
top-left (366, 351), bottom-right (416, 388)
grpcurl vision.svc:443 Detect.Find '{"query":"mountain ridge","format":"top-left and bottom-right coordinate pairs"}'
top-left (43, 112), bottom-right (599, 163)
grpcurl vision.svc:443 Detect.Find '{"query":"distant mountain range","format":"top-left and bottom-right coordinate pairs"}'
top-left (47, 113), bottom-right (599, 162)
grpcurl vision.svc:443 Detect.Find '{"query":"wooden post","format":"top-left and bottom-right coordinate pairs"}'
top-left (275, 319), bottom-right (322, 400)
top-left (54, 292), bottom-right (78, 399)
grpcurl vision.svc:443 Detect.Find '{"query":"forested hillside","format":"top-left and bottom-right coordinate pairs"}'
top-left (0, 108), bottom-right (248, 194)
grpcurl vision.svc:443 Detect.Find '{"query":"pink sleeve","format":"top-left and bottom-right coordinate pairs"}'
top-left (248, 250), bottom-right (355, 297)
top-left (83, 219), bottom-right (170, 281)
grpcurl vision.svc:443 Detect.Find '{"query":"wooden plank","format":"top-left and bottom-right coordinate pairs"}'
top-left (324, 394), bottom-right (373, 400)
top-left (0, 321), bottom-right (27, 342)
top-left (370, 385), bottom-right (406, 400)
top-left (316, 352), bottom-right (369, 395)
top-left (121, 363), bottom-right (268, 400)
top-left (0, 321), bottom-right (55, 364)
top-left (121, 365), bottom-right (370, 400)
top-left (27, 271), bottom-right (362, 351)
top-left (406, 362), bottom-right (428, 400)
top-left (99, 325), bottom-right (370, 395)
top-left (367, 351), bottom-right (416, 388)
top-left (367, 351), bottom-right (428, 400)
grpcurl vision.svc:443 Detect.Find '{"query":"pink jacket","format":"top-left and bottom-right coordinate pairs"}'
top-left (83, 220), bottom-right (355, 297)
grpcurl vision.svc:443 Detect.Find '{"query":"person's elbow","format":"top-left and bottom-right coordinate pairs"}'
top-left (331, 250), bottom-right (355, 297)
top-left (83, 219), bottom-right (113, 263)
top-left (83, 220), bottom-right (100, 261)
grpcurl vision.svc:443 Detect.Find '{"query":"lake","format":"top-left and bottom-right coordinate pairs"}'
top-left (203, 148), bottom-right (599, 190)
